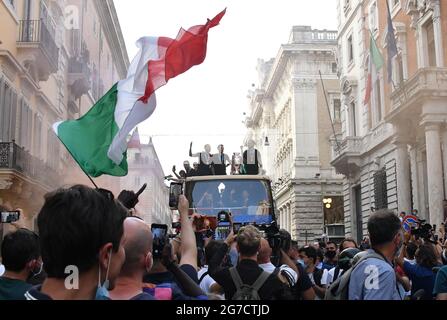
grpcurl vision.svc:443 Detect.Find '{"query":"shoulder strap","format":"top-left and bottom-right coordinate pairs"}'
top-left (251, 271), bottom-right (271, 291)
top-left (333, 267), bottom-right (341, 281)
top-left (353, 251), bottom-right (387, 269)
top-left (199, 271), bottom-right (209, 284)
top-left (229, 267), bottom-right (244, 290)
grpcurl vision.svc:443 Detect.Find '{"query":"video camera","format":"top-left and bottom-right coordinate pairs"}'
top-left (410, 219), bottom-right (438, 243)
top-left (258, 222), bottom-right (288, 267)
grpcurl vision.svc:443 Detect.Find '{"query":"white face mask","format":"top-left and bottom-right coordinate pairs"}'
top-left (32, 261), bottom-right (44, 276)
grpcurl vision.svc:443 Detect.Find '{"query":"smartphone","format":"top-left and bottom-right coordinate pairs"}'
top-left (1, 211), bottom-right (20, 224)
top-left (151, 224), bottom-right (168, 258)
top-left (233, 223), bottom-right (243, 234)
top-left (169, 183), bottom-right (183, 208)
top-left (215, 222), bottom-right (232, 241)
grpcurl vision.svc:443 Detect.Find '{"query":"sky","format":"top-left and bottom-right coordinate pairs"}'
top-left (114, 0), bottom-right (338, 176)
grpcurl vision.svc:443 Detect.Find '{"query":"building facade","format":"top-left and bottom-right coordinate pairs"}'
top-left (120, 133), bottom-right (172, 227)
top-left (245, 26), bottom-right (344, 244)
top-left (0, 0), bottom-right (128, 232)
top-left (333, 0), bottom-right (447, 243)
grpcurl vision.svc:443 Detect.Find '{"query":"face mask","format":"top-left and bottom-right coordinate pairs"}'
top-left (325, 251), bottom-right (337, 259)
top-left (32, 262), bottom-right (44, 277)
top-left (95, 249), bottom-right (112, 300)
top-left (296, 259), bottom-right (305, 268)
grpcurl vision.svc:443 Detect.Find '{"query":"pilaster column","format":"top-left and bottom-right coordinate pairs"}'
top-left (409, 146), bottom-right (419, 212)
top-left (394, 141), bottom-right (412, 214)
top-left (424, 123), bottom-right (444, 227)
top-left (443, 129), bottom-right (447, 199)
top-left (431, 0), bottom-right (445, 67)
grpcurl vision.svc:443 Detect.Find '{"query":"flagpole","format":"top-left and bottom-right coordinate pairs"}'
top-left (319, 70), bottom-right (342, 153)
top-left (57, 136), bottom-right (100, 190)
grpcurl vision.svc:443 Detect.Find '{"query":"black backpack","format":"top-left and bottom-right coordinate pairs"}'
top-left (229, 267), bottom-right (271, 300)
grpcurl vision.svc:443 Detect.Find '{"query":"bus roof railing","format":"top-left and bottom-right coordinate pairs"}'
top-left (185, 175), bottom-right (273, 182)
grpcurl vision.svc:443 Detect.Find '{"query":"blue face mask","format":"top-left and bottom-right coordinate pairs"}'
top-left (95, 249), bottom-right (112, 300)
top-left (297, 259), bottom-right (305, 268)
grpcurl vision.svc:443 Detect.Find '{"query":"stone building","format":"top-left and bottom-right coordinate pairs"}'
top-left (333, 0), bottom-right (447, 243)
top-left (0, 0), bottom-right (128, 233)
top-left (120, 130), bottom-right (172, 227)
top-left (245, 26), bottom-right (344, 244)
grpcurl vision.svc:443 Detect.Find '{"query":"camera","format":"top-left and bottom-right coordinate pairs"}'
top-left (410, 219), bottom-right (437, 243)
top-left (218, 211), bottom-right (231, 223)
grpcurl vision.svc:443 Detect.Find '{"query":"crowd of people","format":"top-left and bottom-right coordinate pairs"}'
top-left (169, 140), bottom-right (264, 180)
top-left (0, 185), bottom-right (447, 300)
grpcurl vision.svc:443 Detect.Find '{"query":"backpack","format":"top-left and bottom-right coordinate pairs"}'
top-left (229, 267), bottom-right (271, 300)
top-left (324, 252), bottom-right (386, 300)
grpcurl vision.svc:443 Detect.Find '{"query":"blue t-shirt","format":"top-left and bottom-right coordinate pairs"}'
top-left (433, 265), bottom-right (447, 297)
top-left (403, 261), bottom-right (436, 300)
top-left (348, 250), bottom-right (402, 300)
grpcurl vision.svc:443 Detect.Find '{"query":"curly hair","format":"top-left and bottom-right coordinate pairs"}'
top-left (415, 243), bottom-right (438, 269)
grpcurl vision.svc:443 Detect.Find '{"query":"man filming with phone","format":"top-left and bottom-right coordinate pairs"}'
top-left (208, 221), bottom-right (294, 300)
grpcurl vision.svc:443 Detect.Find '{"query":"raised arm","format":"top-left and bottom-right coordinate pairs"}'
top-left (178, 195), bottom-right (197, 270)
top-left (189, 142), bottom-right (200, 158)
top-left (162, 243), bottom-right (205, 297)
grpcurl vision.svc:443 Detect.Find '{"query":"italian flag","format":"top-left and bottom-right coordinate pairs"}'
top-left (364, 31), bottom-right (384, 105)
top-left (53, 9), bottom-right (226, 177)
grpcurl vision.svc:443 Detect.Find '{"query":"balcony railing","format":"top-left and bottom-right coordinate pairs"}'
top-left (332, 136), bottom-right (363, 159)
top-left (330, 136), bottom-right (363, 176)
top-left (390, 67), bottom-right (447, 111)
top-left (18, 19), bottom-right (59, 71)
top-left (0, 142), bottom-right (59, 190)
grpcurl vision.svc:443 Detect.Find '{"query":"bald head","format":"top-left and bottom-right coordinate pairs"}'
top-left (120, 217), bottom-right (153, 276)
top-left (257, 238), bottom-right (272, 264)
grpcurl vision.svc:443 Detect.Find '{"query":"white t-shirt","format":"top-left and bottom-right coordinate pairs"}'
top-left (321, 267), bottom-right (344, 287)
top-left (198, 266), bottom-right (217, 294)
top-left (258, 262), bottom-right (298, 286)
top-left (0, 264), bottom-right (5, 277)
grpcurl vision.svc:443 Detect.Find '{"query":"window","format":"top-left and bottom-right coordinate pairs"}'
top-left (393, 55), bottom-right (404, 84)
top-left (347, 34), bottom-right (354, 65)
top-left (373, 75), bottom-right (383, 125)
top-left (47, 128), bottom-right (60, 170)
top-left (344, 0), bottom-right (351, 15)
top-left (425, 20), bottom-right (437, 67)
top-left (332, 62), bottom-right (338, 73)
top-left (0, 78), bottom-right (18, 143)
top-left (34, 114), bottom-right (43, 159)
top-left (369, 2), bottom-right (379, 33)
top-left (349, 102), bottom-right (357, 136)
top-left (374, 168), bottom-right (388, 210)
top-left (333, 98), bottom-right (341, 122)
top-left (18, 99), bottom-right (32, 150)
top-left (389, 0), bottom-right (400, 9)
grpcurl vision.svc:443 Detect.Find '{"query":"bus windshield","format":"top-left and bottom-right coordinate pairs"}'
top-left (187, 179), bottom-right (274, 224)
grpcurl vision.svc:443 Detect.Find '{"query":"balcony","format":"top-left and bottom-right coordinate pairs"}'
top-left (330, 136), bottom-right (363, 177)
top-left (67, 56), bottom-right (91, 114)
top-left (0, 142), bottom-right (59, 191)
top-left (17, 19), bottom-right (59, 82)
top-left (388, 68), bottom-right (447, 124)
